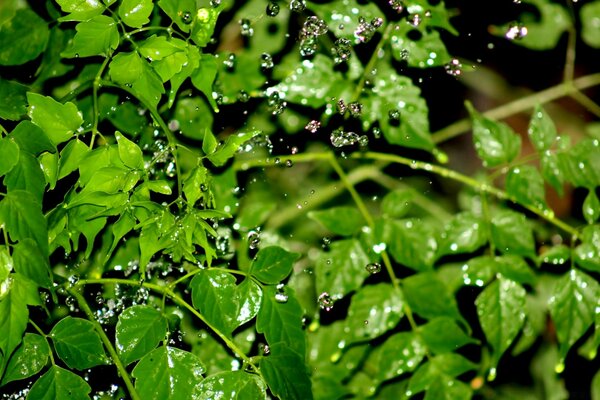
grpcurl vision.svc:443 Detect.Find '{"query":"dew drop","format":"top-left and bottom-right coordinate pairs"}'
top-left (365, 262), bottom-right (382, 274)
top-left (266, 2), bottom-right (280, 17)
top-left (505, 22), bottom-right (528, 40)
top-left (389, 0), bottom-right (404, 13)
top-left (444, 58), bottom-right (462, 77)
top-left (318, 292), bottom-right (334, 311)
top-left (239, 18), bottom-right (254, 37)
top-left (305, 120), bottom-right (321, 133)
top-left (260, 53), bottom-right (274, 70)
top-left (275, 283), bottom-right (289, 303)
top-left (181, 11), bottom-right (193, 24)
top-left (332, 38), bottom-right (352, 63)
top-left (247, 230), bottom-right (261, 250)
top-left (290, 0), bottom-right (306, 12)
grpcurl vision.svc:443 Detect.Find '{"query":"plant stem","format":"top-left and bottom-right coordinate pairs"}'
top-left (75, 278), bottom-right (262, 377)
top-left (431, 72), bottom-right (600, 144)
top-left (29, 319), bottom-right (56, 365)
top-left (569, 90), bottom-right (600, 118)
top-left (68, 288), bottom-right (140, 400)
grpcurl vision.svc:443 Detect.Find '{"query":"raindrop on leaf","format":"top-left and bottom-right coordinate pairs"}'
top-left (266, 2), bottom-right (280, 17)
top-left (318, 292), bottom-right (334, 311)
top-left (365, 263), bottom-right (382, 274)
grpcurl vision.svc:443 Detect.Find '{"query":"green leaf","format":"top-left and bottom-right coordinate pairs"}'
top-left (12, 238), bottom-right (52, 288)
top-left (270, 54), bottom-right (344, 109)
top-left (549, 269), bottom-right (600, 360)
top-left (491, 209), bottom-right (535, 258)
top-left (403, 272), bottom-right (463, 321)
top-left (132, 346), bottom-right (205, 400)
top-left (157, 0), bottom-right (196, 33)
top-left (182, 165), bottom-right (209, 206)
top-left (250, 246), bottom-right (299, 284)
top-left (408, 353), bottom-right (476, 396)
top-left (495, 255), bottom-right (536, 285)
top-left (257, 285), bottom-right (306, 357)
top-left (421, 317), bottom-right (477, 354)
top-left (198, 371), bottom-right (267, 400)
top-left (260, 343), bottom-right (313, 400)
top-left (4, 152), bottom-right (45, 201)
top-left (582, 1), bottom-right (600, 48)
top-left (207, 129), bottom-right (261, 167)
top-left (495, 0), bottom-right (570, 50)
top-left (236, 278), bottom-right (262, 326)
top-left (506, 165), bottom-right (547, 210)
top-left (1, 333), bottom-right (50, 385)
top-left (0, 190), bottom-right (48, 254)
top-left (539, 244), bottom-right (570, 266)
top-left (377, 218), bottom-right (438, 271)
top-left (593, 368), bottom-right (600, 400)
top-left (119, 0), bottom-right (153, 28)
top-left (27, 93), bottom-right (83, 146)
top-left (362, 65), bottom-right (433, 151)
top-left (557, 138), bottom-right (600, 189)
top-left (575, 225), bottom-right (600, 272)
top-left (57, 139), bottom-right (89, 180)
top-left (528, 105), bottom-right (556, 151)
top-left (476, 277), bottom-right (526, 368)
top-left (368, 332), bottom-right (426, 385)
top-left (0, 9), bottom-right (49, 66)
top-left (423, 377), bottom-right (472, 400)
top-left (0, 276), bottom-right (31, 362)
top-left (381, 189), bottom-right (413, 218)
top-left (467, 102), bottom-right (521, 167)
top-left (61, 15), bottom-right (119, 58)
top-left (540, 151), bottom-right (565, 195)
top-left (109, 51), bottom-right (144, 85)
top-left (191, 54), bottom-right (219, 112)
top-left (308, 206), bottom-right (365, 236)
top-left (311, 0), bottom-right (383, 43)
top-left (139, 35), bottom-right (184, 61)
top-left (27, 365), bottom-right (91, 400)
top-left (583, 190), bottom-right (600, 224)
top-left (56, 0), bottom-right (105, 21)
top-left (9, 121), bottom-right (55, 155)
top-left (175, 97), bottom-right (213, 140)
top-left (115, 131), bottom-right (143, 169)
top-left (436, 212), bottom-right (488, 258)
top-left (0, 79), bottom-right (28, 120)
top-left (116, 305), bottom-right (168, 366)
top-left (315, 238), bottom-right (374, 300)
top-left (0, 137), bottom-right (19, 176)
top-left (191, 7), bottom-right (220, 47)
top-left (390, 22), bottom-right (451, 68)
top-left (109, 52), bottom-right (165, 108)
top-left (190, 269), bottom-right (240, 336)
top-left (49, 317), bottom-right (107, 370)
top-left (152, 44), bottom-right (188, 82)
top-left (344, 283), bottom-right (404, 345)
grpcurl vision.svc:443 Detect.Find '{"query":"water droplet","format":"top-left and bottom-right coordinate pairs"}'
top-left (318, 292), bottom-right (334, 311)
top-left (349, 102), bottom-right (362, 117)
top-left (389, 0), bottom-right (404, 13)
top-left (330, 128), bottom-right (360, 147)
top-left (210, 0), bottom-right (221, 7)
top-left (68, 274), bottom-right (80, 287)
top-left (266, 2), bottom-right (280, 17)
top-left (181, 11), bottom-right (193, 24)
top-left (365, 263), bottom-right (382, 274)
top-left (285, 159), bottom-right (293, 167)
top-left (487, 367), bottom-right (497, 381)
top-left (388, 109), bottom-right (401, 125)
top-left (248, 230), bottom-right (260, 250)
top-left (354, 16), bottom-right (380, 43)
top-left (268, 91), bottom-right (287, 115)
top-left (332, 38), bottom-right (352, 63)
top-left (290, 0), bottom-right (306, 12)
top-left (336, 99), bottom-right (348, 115)
top-left (555, 361), bottom-right (565, 373)
top-left (445, 58), bottom-right (462, 77)
top-left (239, 18), bottom-right (254, 37)
top-left (305, 120), bottom-right (321, 133)
top-left (223, 53), bottom-right (236, 70)
top-left (505, 22), bottom-right (528, 40)
top-left (299, 35), bottom-right (318, 57)
top-left (408, 14), bottom-right (422, 27)
top-left (275, 283), bottom-right (289, 303)
top-left (237, 90), bottom-right (250, 102)
top-left (302, 16), bottom-right (328, 37)
top-left (260, 53), bottom-right (274, 70)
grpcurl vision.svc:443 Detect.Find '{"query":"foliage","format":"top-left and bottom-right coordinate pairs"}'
top-left (0, 0), bottom-right (600, 399)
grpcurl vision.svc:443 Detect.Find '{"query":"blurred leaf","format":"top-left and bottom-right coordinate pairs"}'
top-left (315, 238), bottom-right (374, 300)
top-left (191, 54), bottom-right (219, 111)
top-left (132, 346), bottom-right (205, 400)
top-left (528, 105), bottom-right (556, 152)
top-left (0, 190), bottom-right (48, 254)
top-left (0, 137), bottom-right (19, 176)
top-left (50, 317), bottom-right (107, 370)
top-left (0, 9), bottom-right (49, 66)
top-left (310, 0), bottom-right (383, 44)
top-left (368, 332), bottom-right (426, 385)
top-left (557, 138), bottom-right (600, 189)
top-left (437, 212), bottom-right (488, 258)
top-left (582, 1), bottom-right (600, 48)
top-left (421, 317), bottom-right (477, 354)
top-left (540, 151), bottom-right (565, 195)
top-left (403, 272), bottom-right (463, 321)
top-left (56, 0), bottom-right (105, 21)
top-left (119, 0), bottom-right (153, 28)
top-left (593, 368), bottom-right (600, 400)
top-left (198, 371), bottom-right (267, 400)
top-left (61, 16), bottom-right (119, 58)
top-left (491, 209), bottom-right (536, 258)
top-left (381, 189), bottom-right (413, 218)
top-left (207, 129), bottom-right (261, 167)
top-left (257, 285), bottom-right (306, 357)
top-left (539, 244), bottom-right (570, 266)
top-left (467, 102), bottom-right (521, 167)
top-left (27, 93), bottom-right (82, 146)
top-left (344, 283), bottom-right (404, 345)
top-left (377, 218), bottom-right (438, 271)
top-left (215, 51), bottom-right (266, 104)
top-left (1, 333), bottom-right (49, 385)
top-left (575, 225), bottom-right (600, 272)
top-left (175, 97), bottom-right (213, 140)
top-left (308, 206), bottom-right (365, 236)
top-left (362, 65), bottom-right (433, 150)
top-left (390, 23), bottom-right (450, 68)
top-left (583, 189), bottom-right (600, 224)
top-left (506, 165), bottom-right (547, 210)
top-left (116, 305), bottom-right (168, 366)
top-left (27, 366), bottom-right (91, 400)
top-left (250, 246), bottom-right (299, 284)
top-left (260, 343), bottom-right (313, 400)
top-left (12, 238), bottom-right (52, 288)
top-left (408, 353), bottom-right (476, 396)
top-left (0, 79), bottom-right (28, 120)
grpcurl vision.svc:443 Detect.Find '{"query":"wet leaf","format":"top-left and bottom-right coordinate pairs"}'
top-left (377, 218), bottom-right (438, 271)
top-left (1, 333), bottom-right (50, 385)
top-left (308, 206), bottom-right (365, 236)
top-left (4, 152), bottom-right (45, 202)
top-left (175, 97), bottom-right (213, 140)
top-left (9, 121), bottom-right (55, 155)
top-left (476, 277), bottom-right (526, 368)
top-left (0, 190), bottom-right (48, 254)
top-left (381, 189), bottom-right (414, 218)
top-left (0, 79), bottom-right (28, 120)
top-left (0, 9), bottom-right (49, 66)
top-left (344, 283), bottom-right (404, 345)
top-left (132, 346), bottom-right (205, 400)
top-left (27, 365), bottom-right (91, 400)
top-left (310, 0), bottom-right (383, 43)
top-left (528, 105), bottom-right (556, 152)
top-left (250, 246), bottom-right (299, 284)
top-left (421, 317), bottom-right (477, 354)
top-left (12, 238), bottom-right (52, 288)
top-left (49, 317), bottom-right (107, 370)
top-left (58, 139), bottom-right (90, 180)
top-left (574, 225), bottom-right (600, 272)
top-left (403, 272), bottom-right (463, 321)
top-left (119, 0), bottom-right (153, 28)
top-left (506, 165), bottom-right (547, 210)
top-left (207, 129), bottom-right (261, 167)
top-left (408, 353), bottom-right (476, 397)
top-left (436, 212), bottom-right (488, 258)
top-left (0, 275), bottom-right (33, 363)
top-left (27, 93), bottom-right (82, 146)
top-left (491, 209), bottom-right (536, 258)
top-left (0, 137), bottom-right (19, 177)
top-left (367, 332), bottom-right (426, 385)
top-left (61, 16), bottom-right (119, 58)
top-left (115, 131), bottom-right (144, 169)
top-left (261, 343), bottom-right (313, 400)
top-left (157, 0), bottom-right (196, 33)
top-left (557, 138), bottom-right (600, 189)
top-left (390, 23), bottom-right (450, 68)
top-left (583, 189), bottom-right (600, 224)
top-left (539, 244), bottom-right (570, 266)
top-left (56, 0), bottom-right (105, 21)
top-left (116, 305), bottom-right (168, 366)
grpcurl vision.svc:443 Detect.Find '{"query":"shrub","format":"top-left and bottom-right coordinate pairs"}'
top-left (1, 0), bottom-right (600, 399)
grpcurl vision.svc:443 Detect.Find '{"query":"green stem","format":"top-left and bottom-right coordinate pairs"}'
top-left (563, 1), bottom-right (577, 83)
top-left (75, 278), bottom-right (262, 377)
top-left (569, 90), bottom-right (600, 118)
top-left (29, 319), bottom-right (56, 366)
top-left (68, 288), bottom-right (140, 400)
top-left (431, 72), bottom-right (600, 144)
